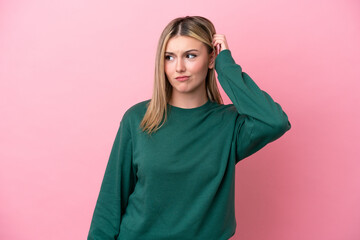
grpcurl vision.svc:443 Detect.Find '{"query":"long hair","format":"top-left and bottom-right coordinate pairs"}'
top-left (140, 16), bottom-right (224, 135)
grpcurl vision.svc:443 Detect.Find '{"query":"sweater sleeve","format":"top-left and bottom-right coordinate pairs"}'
top-left (214, 49), bottom-right (291, 164)
top-left (88, 115), bottom-right (136, 239)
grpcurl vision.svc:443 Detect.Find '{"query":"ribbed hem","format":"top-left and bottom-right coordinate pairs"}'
top-left (214, 49), bottom-right (236, 74)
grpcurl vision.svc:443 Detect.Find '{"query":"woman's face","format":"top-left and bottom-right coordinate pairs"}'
top-left (164, 35), bottom-right (214, 98)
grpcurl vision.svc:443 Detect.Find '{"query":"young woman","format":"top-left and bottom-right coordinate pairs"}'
top-left (88, 16), bottom-right (291, 240)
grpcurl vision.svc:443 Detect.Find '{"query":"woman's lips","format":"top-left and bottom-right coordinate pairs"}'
top-left (176, 76), bottom-right (189, 81)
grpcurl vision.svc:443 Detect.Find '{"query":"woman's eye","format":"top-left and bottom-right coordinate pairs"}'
top-left (165, 54), bottom-right (196, 61)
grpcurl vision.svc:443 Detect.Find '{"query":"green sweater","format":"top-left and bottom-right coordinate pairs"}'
top-left (87, 49), bottom-right (291, 240)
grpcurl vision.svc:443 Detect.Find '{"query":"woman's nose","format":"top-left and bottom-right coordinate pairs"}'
top-left (176, 59), bottom-right (186, 72)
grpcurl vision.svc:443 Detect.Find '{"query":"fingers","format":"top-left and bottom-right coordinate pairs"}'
top-left (212, 34), bottom-right (229, 54)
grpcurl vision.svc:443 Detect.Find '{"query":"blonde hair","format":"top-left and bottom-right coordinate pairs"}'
top-left (140, 16), bottom-right (224, 135)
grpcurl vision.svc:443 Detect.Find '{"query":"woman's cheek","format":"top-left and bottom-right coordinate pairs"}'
top-left (188, 61), bottom-right (203, 74)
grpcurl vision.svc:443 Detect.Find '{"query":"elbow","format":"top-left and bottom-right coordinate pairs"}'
top-left (271, 113), bottom-right (291, 137)
top-left (263, 111), bottom-right (291, 140)
top-left (279, 118), bottom-right (291, 134)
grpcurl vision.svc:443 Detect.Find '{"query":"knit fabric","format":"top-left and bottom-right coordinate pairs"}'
top-left (88, 49), bottom-right (291, 240)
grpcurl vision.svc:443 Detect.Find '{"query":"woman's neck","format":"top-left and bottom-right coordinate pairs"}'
top-left (169, 93), bottom-right (208, 109)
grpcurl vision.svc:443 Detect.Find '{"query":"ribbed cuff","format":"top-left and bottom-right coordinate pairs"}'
top-left (214, 49), bottom-right (236, 73)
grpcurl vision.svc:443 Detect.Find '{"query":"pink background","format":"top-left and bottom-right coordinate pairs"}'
top-left (1, 0), bottom-right (359, 239)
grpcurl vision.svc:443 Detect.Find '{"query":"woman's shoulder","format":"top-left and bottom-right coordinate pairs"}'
top-left (122, 99), bottom-right (151, 121)
top-left (210, 101), bottom-right (238, 115)
top-left (127, 99), bottom-right (151, 113)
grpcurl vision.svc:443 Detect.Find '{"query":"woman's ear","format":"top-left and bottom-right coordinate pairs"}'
top-left (208, 50), bottom-right (216, 69)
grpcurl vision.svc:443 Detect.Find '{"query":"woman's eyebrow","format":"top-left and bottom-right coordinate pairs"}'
top-left (165, 49), bottom-right (199, 55)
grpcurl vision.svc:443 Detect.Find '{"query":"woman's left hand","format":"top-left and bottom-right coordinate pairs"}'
top-left (212, 34), bottom-right (229, 55)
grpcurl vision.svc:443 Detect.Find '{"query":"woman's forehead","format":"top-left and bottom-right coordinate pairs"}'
top-left (165, 36), bottom-right (205, 53)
